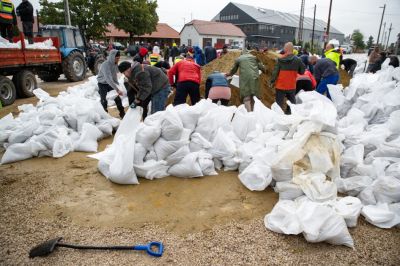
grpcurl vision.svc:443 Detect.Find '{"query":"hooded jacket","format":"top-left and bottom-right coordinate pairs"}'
top-left (168, 58), bottom-right (201, 85)
top-left (97, 50), bottom-right (120, 90)
top-left (324, 48), bottom-right (341, 69)
top-left (128, 62), bottom-right (169, 101)
top-left (194, 46), bottom-right (205, 66)
top-left (271, 54), bottom-right (305, 90)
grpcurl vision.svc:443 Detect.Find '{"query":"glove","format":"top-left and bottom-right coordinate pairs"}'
top-left (130, 102), bottom-right (137, 109)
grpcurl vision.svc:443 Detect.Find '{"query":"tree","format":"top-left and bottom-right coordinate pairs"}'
top-left (366, 35), bottom-right (374, 49)
top-left (304, 42), bottom-right (310, 50)
top-left (110, 0), bottom-right (158, 43)
top-left (351, 29), bottom-right (365, 51)
top-left (39, 0), bottom-right (112, 40)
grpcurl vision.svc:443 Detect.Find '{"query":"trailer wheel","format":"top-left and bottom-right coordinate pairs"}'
top-left (63, 50), bottom-right (86, 82)
top-left (91, 56), bottom-right (105, 75)
top-left (38, 72), bottom-right (60, 82)
top-left (13, 70), bottom-right (37, 98)
top-left (0, 76), bottom-right (17, 106)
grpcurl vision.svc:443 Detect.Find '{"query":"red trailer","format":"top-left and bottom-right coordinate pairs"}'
top-left (0, 33), bottom-right (62, 106)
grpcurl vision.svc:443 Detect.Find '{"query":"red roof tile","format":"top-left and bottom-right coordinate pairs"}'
top-left (185, 20), bottom-right (246, 37)
top-left (105, 23), bottom-right (179, 39)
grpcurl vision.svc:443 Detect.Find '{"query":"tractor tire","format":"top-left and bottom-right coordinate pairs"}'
top-left (0, 76), bottom-right (17, 106)
top-left (13, 70), bottom-right (37, 98)
top-left (38, 72), bottom-right (61, 82)
top-left (91, 56), bottom-right (105, 76)
top-left (62, 50), bottom-right (86, 82)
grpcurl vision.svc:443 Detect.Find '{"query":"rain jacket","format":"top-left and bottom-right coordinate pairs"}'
top-left (229, 53), bottom-right (265, 98)
top-left (324, 48), bottom-right (341, 69)
top-left (168, 58), bottom-right (201, 85)
top-left (194, 46), bottom-right (205, 66)
top-left (271, 54), bottom-right (305, 90)
top-left (296, 70), bottom-right (316, 89)
top-left (97, 50), bottom-right (120, 90)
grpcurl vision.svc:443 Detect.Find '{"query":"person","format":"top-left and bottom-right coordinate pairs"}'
top-left (152, 42), bottom-right (160, 54)
top-left (119, 61), bottom-right (171, 119)
top-left (193, 46), bottom-right (205, 66)
top-left (154, 60), bottom-right (171, 74)
top-left (16, 0), bottom-right (33, 43)
top-left (340, 58), bottom-right (357, 77)
top-left (133, 47), bottom-right (148, 64)
top-left (168, 48), bottom-right (201, 106)
top-left (299, 54), bottom-right (313, 73)
top-left (204, 41), bottom-right (217, 64)
top-left (270, 42), bottom-right (305, 114)
top-left (179, 44), bottom-right (187, 55)
top-left (309, 55), bottom-right (339, 100)
top-left (296, 69), bottom-right (316, 94)
top-left (219, 44), bottom-right (229, 57)
top-left (367, 47), bottom-right (380, 73)
top-left (205, 71), bottom-right (231, 106)
top-left (324, 43), bottom-right (341, 69)
top-left (149, 49), bottom-right (160, 66)
top-left (227, 48), bottom-right (265, 112)
top-left (369, 51), bottom-right (387, 73)
top-left (389, 55), bottom-right (399, 68)
top-left (162, 45), bottom-right (170, 63)
top-left (126, 42), bottom-right (139, 57)
top-left (170, 43), bottom-right (179, 64)
top-left (0, 0), bottom-right (17, 41)
top-left (97, 50), bottom-right (125, 118)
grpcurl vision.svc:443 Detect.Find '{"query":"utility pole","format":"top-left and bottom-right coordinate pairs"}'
top-left (64, 0), bottom-right (71, 26)
top-left (386, 23), bottom-right (393, 50)
top-left (381, 22), bottom-right (386, 47)
top-left (324, 0), bottom-right (333, 48)
top-left (376, 4), bottom-right (386, 46)
top-left (297, 0), bottom-right (305, 44)
top-left (311, 4), bottom-right (316, 52)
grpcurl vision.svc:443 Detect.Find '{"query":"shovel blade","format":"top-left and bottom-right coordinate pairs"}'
top-left (29, 237), bottom-right (63, 258)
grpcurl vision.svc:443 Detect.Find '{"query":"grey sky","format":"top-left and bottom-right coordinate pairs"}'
top-left (18, 0), bottom-right (400, 44)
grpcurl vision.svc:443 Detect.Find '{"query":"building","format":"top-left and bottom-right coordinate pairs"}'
top-left (105, 23), bottom-right (180, 46)
top-left (180, 20), bottom-right (246, 49)
top-left (213, 2), bottom-right (344, 49)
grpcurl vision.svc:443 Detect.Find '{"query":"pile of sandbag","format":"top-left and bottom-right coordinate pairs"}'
top-left (329, 65), bottom-right (400, 230)
top-left (0, 76), bottom-right (128, 164)
top-left (0, 36), bottom-right (57, 49)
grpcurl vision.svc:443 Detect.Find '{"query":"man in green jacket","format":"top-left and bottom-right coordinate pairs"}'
top-left (324, 43), bottom-right (341, 69)
top-left (227, 49), bottom-right (265, 112)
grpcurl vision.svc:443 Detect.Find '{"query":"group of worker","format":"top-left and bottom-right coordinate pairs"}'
top-left (0, 0), bottom-right (34, 43)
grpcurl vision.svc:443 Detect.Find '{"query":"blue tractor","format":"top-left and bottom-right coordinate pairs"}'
top-left (38, 25), bottom-right (106, 82)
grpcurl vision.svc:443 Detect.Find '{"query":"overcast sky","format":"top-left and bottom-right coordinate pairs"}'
top-left (17, 0), bottom-right (400, 44)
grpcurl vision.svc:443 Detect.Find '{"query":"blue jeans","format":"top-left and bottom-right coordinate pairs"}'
top-left (151, 85), bottom-right (171, 114)
top-left (316, 74), bottom-right (339, 100)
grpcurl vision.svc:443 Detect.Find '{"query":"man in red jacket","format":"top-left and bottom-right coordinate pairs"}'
top-left (168, 48), bottom-right (201, 106)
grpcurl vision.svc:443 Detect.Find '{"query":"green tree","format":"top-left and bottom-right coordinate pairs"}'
top-left (351, 29), bottom-right (365, 50)
top-left (39, 0), bottom-right (112, 40)
top-left (366, 35), bottom-right (374, 49)
top-left (110, 0), bottom-right (158, 43)
top-left (304, 42), bottom-right (310, 50)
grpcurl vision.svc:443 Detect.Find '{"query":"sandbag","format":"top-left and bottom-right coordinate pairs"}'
top-left (136, 124), bottom-right (161, 149)
top-left (161, 105), bottom-right (183, 141)
top-left (264, 200), bottom-right (302, 235)
top-left (154, 138), bottom-right (188, 160)
top-left (168, 152), bottom-right (203, 178)
top-left (361, 203), bottom-right (400, 228)
top-left (74, 123), bottom-right (103, 152)
top-left (334, 196), bottom-right (363, 227)
top-left (238, 161), bottom-right (272, 191)
top-left (133, 160), bottom-right (169, 180)
top-left (274, 182), bottom-right (304, 200)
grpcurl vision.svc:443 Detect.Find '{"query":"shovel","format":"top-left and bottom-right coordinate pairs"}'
top-left (29, 237), bottom-right (164, 258)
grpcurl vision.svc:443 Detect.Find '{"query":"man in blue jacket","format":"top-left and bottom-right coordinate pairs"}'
top-left (309, 55), bottom-right (339, 100)
top-left (204, 42), bottom-right (217, 64)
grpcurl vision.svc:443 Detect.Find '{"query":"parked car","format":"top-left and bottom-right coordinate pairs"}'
top-left (113, 42), bottom-right (125, 50)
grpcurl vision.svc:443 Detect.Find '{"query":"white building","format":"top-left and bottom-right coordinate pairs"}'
top-left (180, 20), bottom-right (246, 49)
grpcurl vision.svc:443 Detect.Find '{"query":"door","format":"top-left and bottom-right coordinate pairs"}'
top-left (203, 38), bottom-right (212, 48)
top-left (216, 38), bottom-right (225, 49)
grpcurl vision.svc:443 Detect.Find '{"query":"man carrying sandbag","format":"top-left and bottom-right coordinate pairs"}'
top-left (226, 48), bottom-right (265, 112)
top-left (97, 50), bottom-right (126, 118)
top-left (309, 55), bottom-right (339, 100)
top-left (119, 61), bottom-right (170, 120)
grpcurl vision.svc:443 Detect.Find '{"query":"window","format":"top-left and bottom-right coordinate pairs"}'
top-left (188, 39), bottom-right (192, 46)
top-left (74, 31), bottom-right (84, 48)
top-left (64, 29), bottom-right (75, 48)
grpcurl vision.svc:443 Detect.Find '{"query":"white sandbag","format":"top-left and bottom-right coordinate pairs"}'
top-left (133, 143), bottom-right (147, 165)
top-left (144, 148), bottom-right (158, 161)
top-left (154, 138), bottom-right (188, 160)
top-left (165, 145), bottom-right (190, 166)
top-left (231, 105), bottom-right (256, 141)
top-left (209, 127), bottom-right (238, 159)
top-left (189, 132), bottom-right (212, 152)
top-left (0, 113), bottom-right (16, 143)
top-left (176, 103), bottom-right (201, 131)
top-left (341, 144), bottom-right (364, 166)
top-left (253, 97), bottom-right (277, 127)
top-left (358, 186), bottom-right (377, 205)
top-left (198, 151), bottom-right (218, 176)
top-left (274, 182), bottom-right (304, 200)
top-left (361, 203), bottom-right (400, 228)
top-left (271, 164), bottom-right (293, 182)
top-left (74, 123), bottom-right (103, 152)
top-left (264, 200), bottom-right (302, 235)
top-left (144, 110), bottom-right (165, 127)
top-left (161, 105), bottom-right (183, 141)
top-left (336, 175), bottom-right (373, 196)
top-left (387, 110), bottom-right (400, 133)
top-left (1, 140), bottom-right (45, 164)
top-left (372, 176), bottom-right (400, 204)
top-left (298, 200), bottom-right (354, 248)
top-left (168, 152), bottom-right (203, 178)
top-left (334, 196), bottom-right (363, 227)
top-left (293, 172), bottom-right (337, 202)
top-left (136, 124), bottom-right (161, 149)
top-left (7, 120), bottom-right (39, 144)
top-left (133, 160), bottom-right (169, 180)
top-left (238, 161), bottom-right (272, 191)
top-left (385, 162), bottom-right (400, 179)
top-left (328, 84), bottom-right (346, 108)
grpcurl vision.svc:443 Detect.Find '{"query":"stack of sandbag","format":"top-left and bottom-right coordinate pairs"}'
top-left (328, 65), bottom-right (400, 229)
top-left (0, 77), bottom-right (125, 164)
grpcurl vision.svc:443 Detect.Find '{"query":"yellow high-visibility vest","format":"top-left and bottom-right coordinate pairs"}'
top-left (0, 0), bottom-right (14, 22)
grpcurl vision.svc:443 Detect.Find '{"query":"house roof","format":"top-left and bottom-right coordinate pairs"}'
top-left (216, 2), bottom-right (343, 35)
top-left (105, 23), bottom-right (179, 39)
top-left (183, 20), bottom-right (246, 37)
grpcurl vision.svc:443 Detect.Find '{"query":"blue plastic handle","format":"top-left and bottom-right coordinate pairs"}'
top-left (133, 242), bottom-right (164, 257)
